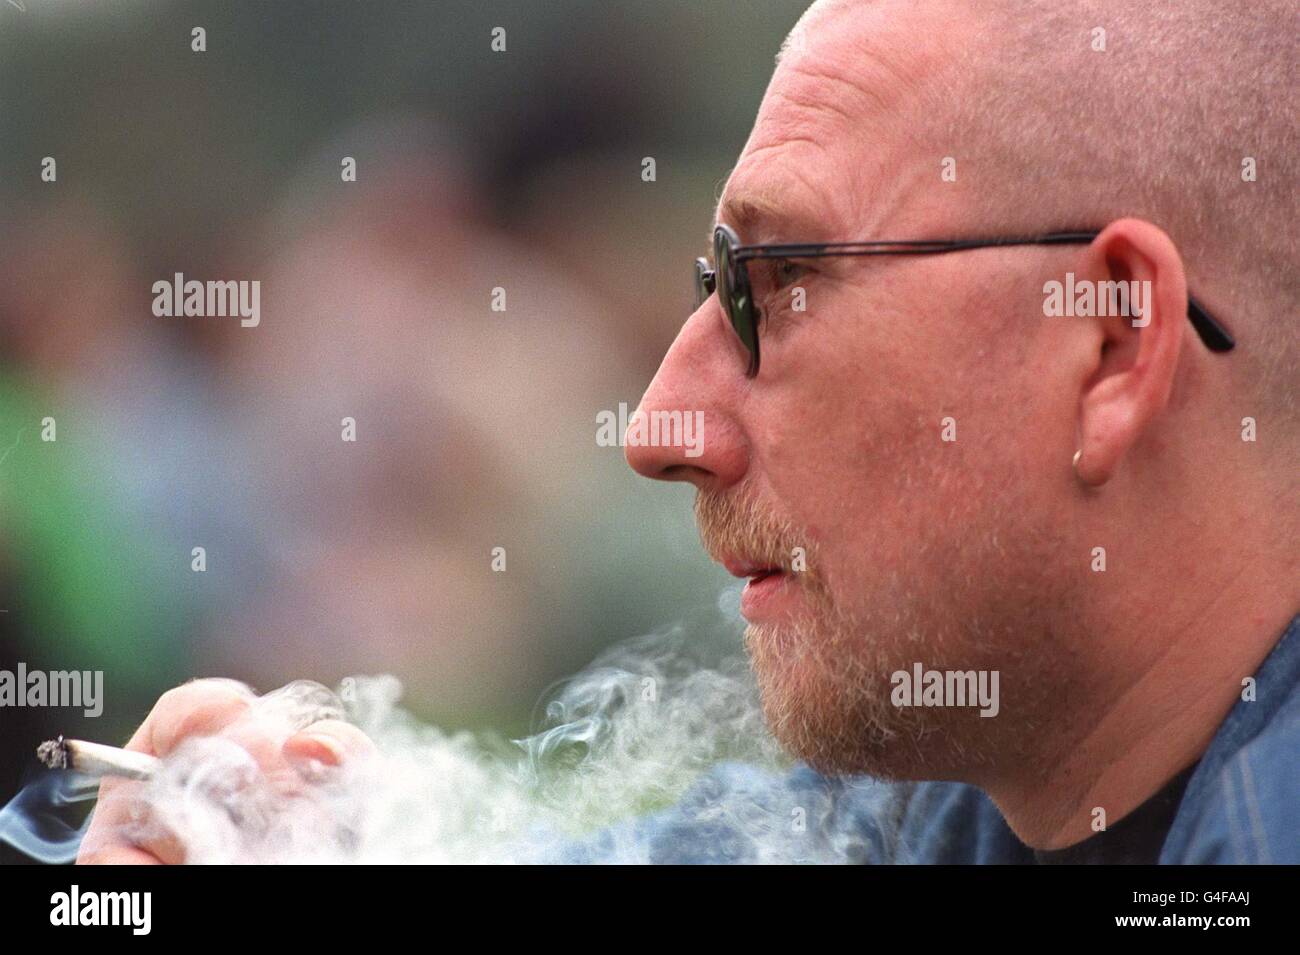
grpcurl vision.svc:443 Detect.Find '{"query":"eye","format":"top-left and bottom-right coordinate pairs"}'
top-left (754, 259), bottom-right (808, 301)
top-left (776, 259), bottom-right (806, 287)
top-left (762, 259), bottom-right (810, 313)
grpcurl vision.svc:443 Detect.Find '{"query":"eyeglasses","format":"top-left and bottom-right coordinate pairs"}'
top-left (694, 224), bottom-right (1235, 378)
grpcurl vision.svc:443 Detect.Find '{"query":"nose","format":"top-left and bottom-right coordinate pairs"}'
top-left (625, 307), bottom-right (750, 491)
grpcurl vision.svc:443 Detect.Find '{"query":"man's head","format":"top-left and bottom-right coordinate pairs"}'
top-left (627, 0), bottom-right (1297, 784)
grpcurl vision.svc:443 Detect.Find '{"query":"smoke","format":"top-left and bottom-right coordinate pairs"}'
top-left (1, 610), bottom-right (903, 864)
top-left (0, 772), bottom-right (98, 863)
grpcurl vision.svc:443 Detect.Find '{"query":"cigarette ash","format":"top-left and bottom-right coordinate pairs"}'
top-left (36, 737), bottom-right (68, 771)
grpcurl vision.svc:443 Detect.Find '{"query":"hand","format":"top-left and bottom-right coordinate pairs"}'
top-left (78, 678), bottom-right (375, 864)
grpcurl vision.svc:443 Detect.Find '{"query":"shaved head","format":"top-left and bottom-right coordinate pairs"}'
top-left (781, 0), bottom-right (1298, 426)
top-left (953, 0), bottom-right (1297, 422)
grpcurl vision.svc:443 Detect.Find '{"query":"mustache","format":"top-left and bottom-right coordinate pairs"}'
top-left (694, 486), bottom-right (813, 578)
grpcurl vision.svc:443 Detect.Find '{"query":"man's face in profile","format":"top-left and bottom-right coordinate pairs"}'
top-left (629, 0), bottom-right (1082, 780)
top-left (627, 0), bottom-right (1297, 827)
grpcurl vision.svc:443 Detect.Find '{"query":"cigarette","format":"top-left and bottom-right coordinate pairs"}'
top-left (37, 736), bottom-right (160, 782)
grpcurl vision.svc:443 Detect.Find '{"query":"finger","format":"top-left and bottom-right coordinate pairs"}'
top-left (78, 844), bottom-right (164, 865)
top-left (137, 679), bottom-right (256, 758)
top-left (81, 679), bottom-right (254, 865)
top-left (282, 720), bottom-right (376, 776)
top-left (78, 788), bottom-right (186, 866)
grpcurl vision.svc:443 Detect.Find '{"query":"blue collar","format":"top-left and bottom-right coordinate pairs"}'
top-left (1160, 612), bottom-right (1300, 862)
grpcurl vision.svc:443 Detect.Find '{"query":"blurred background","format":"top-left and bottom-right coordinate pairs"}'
top-left (0, 0), bottom-right (803, 860)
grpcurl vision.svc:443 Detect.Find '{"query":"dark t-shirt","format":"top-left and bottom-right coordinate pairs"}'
top-left (892, 761), bottom-right (1206, 864)
top-left (1032, 764), bottom-right (1198, 864)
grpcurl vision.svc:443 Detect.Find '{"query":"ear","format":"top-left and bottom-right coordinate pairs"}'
top-left (1073, 218), bottom-right (1187, 487)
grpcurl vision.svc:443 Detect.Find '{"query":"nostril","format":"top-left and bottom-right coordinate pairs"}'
top-left (660, 463), bottom-right (711, 482)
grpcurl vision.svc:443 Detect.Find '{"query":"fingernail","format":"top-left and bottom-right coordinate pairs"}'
top-left (284, 733), bottom-right (343, 775)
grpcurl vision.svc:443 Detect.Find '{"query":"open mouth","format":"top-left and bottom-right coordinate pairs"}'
top-left (721, 557), bottom-right (784, 583)
top-left (719, 557), bottom-right (796, 620)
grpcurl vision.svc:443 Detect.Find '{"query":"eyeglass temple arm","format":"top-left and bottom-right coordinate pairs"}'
top-left (735, 234), bottom-right (1235, 352)
top-left (1187, 297), bottom-right (1235, 352)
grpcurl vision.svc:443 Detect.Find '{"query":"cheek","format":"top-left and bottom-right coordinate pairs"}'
top-left (749, 343), bottom-right (1020, 598)
top-left (749, 368), bottom-right (943, 592)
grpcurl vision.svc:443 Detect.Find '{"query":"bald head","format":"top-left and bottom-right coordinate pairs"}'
top-left (774, 0), bottom-right (1297, 426)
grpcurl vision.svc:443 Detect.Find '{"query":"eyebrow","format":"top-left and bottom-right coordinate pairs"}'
top-left (712, 193), bottom-right (779, 246)
top-left (710, 186), bottom-right (828, 251)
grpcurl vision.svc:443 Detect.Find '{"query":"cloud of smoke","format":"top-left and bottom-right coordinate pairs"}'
top-left (2, 611), bottom-right (902, 864)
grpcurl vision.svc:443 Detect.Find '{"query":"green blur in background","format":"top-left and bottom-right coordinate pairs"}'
top-left (0, 0), bottom-right (803, 859)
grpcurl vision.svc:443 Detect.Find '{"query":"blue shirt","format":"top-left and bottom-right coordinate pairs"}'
top-left (571, 614), bottom-right (1298, 863)
top-left (898, 613), bottom-right (1299, 864)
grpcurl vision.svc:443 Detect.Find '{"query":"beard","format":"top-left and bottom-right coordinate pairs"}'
top-left (745, 596), bottom-right (913, 776)
top-left (694, 482), bottom-right (1052, 781)
top-left (694, 485), bottom-right (909, 775)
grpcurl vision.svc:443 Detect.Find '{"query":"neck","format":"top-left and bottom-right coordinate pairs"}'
top-left (982, 514), bottom-right (1298, 850)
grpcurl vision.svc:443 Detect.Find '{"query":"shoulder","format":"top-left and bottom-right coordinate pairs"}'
top-left (1164, 686), bottom-right (1300, 864)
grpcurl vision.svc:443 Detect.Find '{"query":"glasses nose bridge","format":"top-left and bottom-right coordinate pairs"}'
top-left (694, 258), bottom-right (716, 308)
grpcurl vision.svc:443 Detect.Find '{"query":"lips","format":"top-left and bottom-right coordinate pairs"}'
top-left (721, 557), bottom-right (784, 582)
top-left (719, 556), bottom-right (797, 621)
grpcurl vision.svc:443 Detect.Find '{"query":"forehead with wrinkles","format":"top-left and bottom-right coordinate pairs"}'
top-left (716, 0), bottom-right (966, 246)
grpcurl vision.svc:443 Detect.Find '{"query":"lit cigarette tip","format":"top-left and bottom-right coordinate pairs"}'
top-left (37, 736), bottom-right (161, 781)
top-left (36, 736), bottom-right (69, 770)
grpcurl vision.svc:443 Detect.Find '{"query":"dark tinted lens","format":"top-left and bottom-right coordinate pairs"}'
top-left (713, 227), bottom-right (732, 316)
top-left (714, 225), bottom-right (758, 373)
